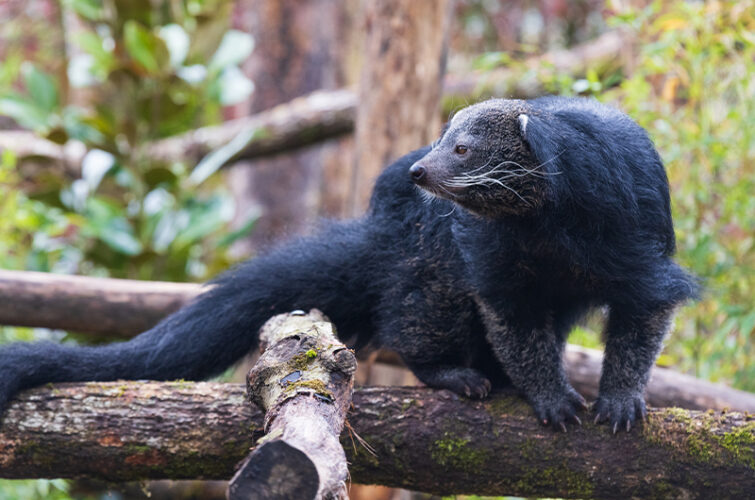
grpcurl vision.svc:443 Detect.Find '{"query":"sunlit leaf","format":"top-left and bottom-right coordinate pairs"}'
top-left (209, 30), bottom-right (254, 71)
top-left (159, 24), bottom-right (190, 68)
top-left (81, 149), bottom-right (115, 191)
top-left (217, 66), bottom-right (254, 105)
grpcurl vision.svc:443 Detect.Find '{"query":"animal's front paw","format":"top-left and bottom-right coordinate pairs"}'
top-left (530, 386), bottom-right (587, 432)
top-left (593, 390), bottom-right (647, 433)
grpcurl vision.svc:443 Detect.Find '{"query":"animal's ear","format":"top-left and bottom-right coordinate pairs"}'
top-left (517, 112), bottom-right (560, 169)
top-left (518, 114), bottom-right (529, 137)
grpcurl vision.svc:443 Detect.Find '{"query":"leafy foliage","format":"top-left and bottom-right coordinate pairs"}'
top-left (542, 0), bottom-right (755, 390)
top-left (0, 0), bottom-right (256, 281)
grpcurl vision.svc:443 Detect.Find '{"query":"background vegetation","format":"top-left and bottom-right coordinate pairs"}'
top-left (0, 0), bottom-right (752, 498)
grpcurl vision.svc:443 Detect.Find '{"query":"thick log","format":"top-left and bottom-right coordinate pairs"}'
top-left (0, 270), bottom-right (203, 336)
top-left (0, 32), bottom-right (625, 175)
top-left (229, 310), bottom-right (355, 499)
top-left (0, 383), bottom-right (753, 499)
top-left (1, 270), bottom-right (754, 412)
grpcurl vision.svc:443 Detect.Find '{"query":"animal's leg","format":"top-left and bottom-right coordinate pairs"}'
top-left (477, 299), bottom-right (586, 430)
top-left (595, 304), bottom-right (676, 432)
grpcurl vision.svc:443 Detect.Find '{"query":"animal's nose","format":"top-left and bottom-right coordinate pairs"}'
top-left (409, 163), bottom-right (426, 182)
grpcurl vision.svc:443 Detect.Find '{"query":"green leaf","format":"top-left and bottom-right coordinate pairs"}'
top-left (98, 221), bottom-right (143, 256)
top-left (123, 21), bottom-right (169, 74)
top-left (64, 0), bottom-right (104, 21)
top-left (218, 213), bottom-right (258, 248)
top-left (0, 94), bottom-right (49, 130)
top-left (172, 196), bottom-right (233, 250)
top-left (23, 65), bottom-right (59, 113)
top-left (189, 127), bottom-right (266, 185)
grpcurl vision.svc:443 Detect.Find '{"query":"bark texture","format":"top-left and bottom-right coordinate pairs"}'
top-left (1, 270), bottom-right (754, 413)
top-left (350, 0), bottom-right (453, 213)
top-left (227, 0), bottom-right (351, 251)
top-left (229, 310), bottom-right (355, 500)
top-left (147, 90), bottom-right (356, 172)
top-left (1, 383), bottom-right (753, 499)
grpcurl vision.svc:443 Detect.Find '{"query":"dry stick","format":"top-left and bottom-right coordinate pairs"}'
top-left (0, 383), bottom-right (753, 499)
top-left (1, 269), bottom-right (754, 413)
top-left (0, 31), bottom-right (627, 174)
top-left (228, 310), bottom-right (355, 500)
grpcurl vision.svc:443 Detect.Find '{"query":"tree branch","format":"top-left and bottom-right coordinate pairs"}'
top-left (1, 269), bottom-right (754, 413)
top-left (0, 383), bottom-right (752, 499)
top-left (0, 32), bottom-right (625, 172)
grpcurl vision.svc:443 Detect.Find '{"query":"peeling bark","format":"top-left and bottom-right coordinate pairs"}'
top-left (0, 383), bottom-right (753, 499)
top-left (228, 310), bottom-right (355, 500)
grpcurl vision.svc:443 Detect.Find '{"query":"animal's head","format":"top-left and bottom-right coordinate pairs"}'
top-left (410, 99), bottom-right (560, 218)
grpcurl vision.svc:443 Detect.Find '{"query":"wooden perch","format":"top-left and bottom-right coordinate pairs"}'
top-left (0, 270), bottom-right (203, 337)
top-left (1, 31), bottom-right (626, 173)
top-left (229, 310), bottom-right (355, 500)
top-left (1, 269), bottom-right (754, 413)
top-left (1, 383), bottom-right (753, 499)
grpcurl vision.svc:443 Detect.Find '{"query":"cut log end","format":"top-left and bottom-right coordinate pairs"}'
top-left (227, 441), bottom-right (320, 500)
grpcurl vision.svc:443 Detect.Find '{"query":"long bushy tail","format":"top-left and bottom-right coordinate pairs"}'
top-left (0, 221), bottom-right (374, 413)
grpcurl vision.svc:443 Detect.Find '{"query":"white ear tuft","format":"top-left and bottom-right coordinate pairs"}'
top-left (518, 114), bottom-right (529, 137)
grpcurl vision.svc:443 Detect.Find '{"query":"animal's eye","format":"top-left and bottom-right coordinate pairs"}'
top-left (455, 145), bottom-right (468, 155)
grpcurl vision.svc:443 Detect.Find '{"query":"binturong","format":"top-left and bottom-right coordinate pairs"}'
top-left (0, 96), bottom-right (698, 433)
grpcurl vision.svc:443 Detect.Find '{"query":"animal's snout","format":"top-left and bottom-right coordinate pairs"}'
top-left (409, 163), bottom-right (427, 183)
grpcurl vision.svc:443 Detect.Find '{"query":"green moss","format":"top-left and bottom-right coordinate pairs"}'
top-left (644, 409), bottom-right (755, 469)
top-left (431, 432), bottom-right (488, 471)
top-left (519, 438), bottom-right (539, 461)
top-left (649, 479), bottom-right (676, 500)
top-left (513, 463), bottom-right (594, 498)
top-left (284, 378), bottom-right (332, 399)
top-left (717, 423), bottom-right (755, 468)
top-left (305, 349), bottom-right (317, 358)
top-left (485, 396), bottom-right (531, 417)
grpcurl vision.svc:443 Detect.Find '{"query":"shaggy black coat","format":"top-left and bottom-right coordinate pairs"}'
top-left (0, 96), bottom-right (697, 432)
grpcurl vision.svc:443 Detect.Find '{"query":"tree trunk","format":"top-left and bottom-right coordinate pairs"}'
top-left (349, 0), bottom-right (453, 214)
top-left (1, 383), bottom-right (753, 499)
top-left (227, 0), bottom-right (352, 253)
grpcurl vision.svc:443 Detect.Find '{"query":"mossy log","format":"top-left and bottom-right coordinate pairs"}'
top-left (228, 310), bottom-right (355, 500)
top-left (1, 383), bottom-right (753, 499)
top-left (1, 269), bottom-right (754, 413)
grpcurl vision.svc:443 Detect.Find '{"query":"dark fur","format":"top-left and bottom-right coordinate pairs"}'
top-left (0, 96), bottom-right (697, 432)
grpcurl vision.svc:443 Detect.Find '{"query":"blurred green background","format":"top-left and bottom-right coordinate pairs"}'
top-left (0, 0), bottom-right (752, 499)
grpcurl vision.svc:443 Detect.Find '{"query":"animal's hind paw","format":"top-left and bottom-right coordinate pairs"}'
top-left (442, 367), bottom-right (492, 399)
top-left (530, 386), bottom-right (587, 432)
top-left (593, 390), bottom-right (647, 433)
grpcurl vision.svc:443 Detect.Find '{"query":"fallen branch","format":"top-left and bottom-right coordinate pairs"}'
top-left (229, 310), bottom-right (355, 500)
top-left (0, 382), bottom-right (752, 499)
top-left (1, 32), bottom-right (626, 172)
top-left (1, 269), bottom-right (754, 413)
